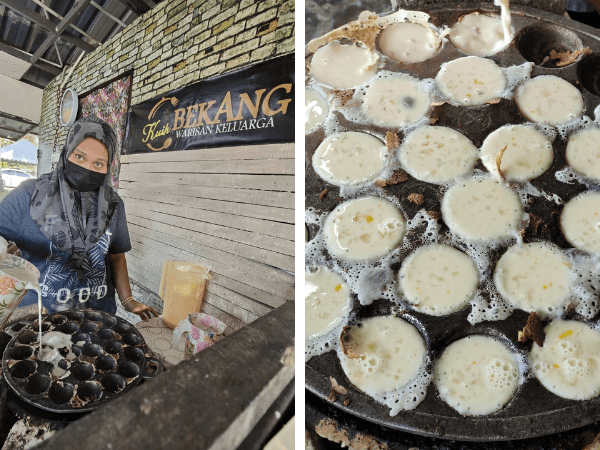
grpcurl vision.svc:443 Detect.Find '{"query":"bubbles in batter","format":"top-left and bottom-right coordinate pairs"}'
top-left (530, 320), bottom-right (600, 400)
top-left (399, 244), bottom-right (479, 316)
top-left (378, 21), bottom-right (441, 63)
top-left (480, 124), bottom-right (554, 182)
top-left (515, 76), bottom-right (584, 126)
top-left (441, 176), bottom-right (522, 243)
top-left (494, 242), bottom-right (571, 315)
top-left (362, 74), bottom-right (431, 128)
top-left (305, 266), bottom-right (352, 340)
top-left (565, 127), bottom-right (600, 183)
top-left (338, 315), bottom-right (431, 415)
top-left (449, 13), bottom-right (508, 56)
top-left (436, 56), bottom-right (506, 106)
top-left (561, 191), bottom-right (600, 254)
top-left (310, 41), bottom-right (379, 90)
top-left (312, 132), bottom-right (388, 186)
top-left (305, 89), bottom-right (328, 133)
top-left (434, 335), bottom-right (520, 416)
top-left (323, 196), bottom-right (406, 261)
top-left (399, 126), bottom-right (479, 184)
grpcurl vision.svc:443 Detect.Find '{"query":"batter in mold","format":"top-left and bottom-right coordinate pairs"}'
top-left (312, 132), bottom-right (388, 186)
top-left (561, 191), bottom-right (600, 254)
top-left (362, 75), bottom-right (431, 128)
top-left (338, 316), bottom-right (428, 404)
top-left (305, 266), bottom-right (352, 339)
top-left (565, 127), bottom-right (600, 183)
top-left (399, 126), bottom-right (479, 184)
top-left (436, 56), bottom-right (506, 106)
top-left (378, 22), bottom-right (441, 63)
top-left (310, 41), bottom-right (379, 90)
top-left (515, 76), bottom-right (584, 126)
top-left (449, 13), bottom-right (508, 56)
top-left (305, 89), bottom-right (328, 133)
top-left (323, 196), bottom-right (406, 261)
top-left (399, 244), bottom-right (479, 316)
top-left (441, 176), bottom-right (522, 243)
top-left (434, 335), bottom-right (520, 416)
top-left (530, 320), bottom-right (600, 400)
top-left (494, 242), bottom-right (571, 315)
top-left (480, 124), bottom-right (554, 182)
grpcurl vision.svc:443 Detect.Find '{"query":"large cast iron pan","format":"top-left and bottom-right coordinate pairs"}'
top-left (2, 309), bottom-right (162, 414)
top-left (305, 3), bottom-right (600, 441)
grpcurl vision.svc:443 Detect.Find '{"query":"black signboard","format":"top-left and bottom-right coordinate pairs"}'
top-left (123, 54), bottom-right (294, 154)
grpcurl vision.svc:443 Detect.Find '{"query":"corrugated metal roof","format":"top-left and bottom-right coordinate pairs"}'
top-left (0, 0), bottom-right (163, 138)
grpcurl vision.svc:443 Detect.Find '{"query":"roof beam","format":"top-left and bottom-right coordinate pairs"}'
top-left (0, 40), bottom-right (62, 76)
top-left (28, 0), bottom-right (100, 46)
top-left (0, 0), bottom-right (96, 52)
top-left (30, 0), bottom-right (93, 66)
top-left (14, 123), bottom-right (38, 141)
top-left (112, 0), bottom-right (148, 16)
top-left (90, 1), bottom-right (128, 28)
top-left (0, 111), bottom-right (38, 127)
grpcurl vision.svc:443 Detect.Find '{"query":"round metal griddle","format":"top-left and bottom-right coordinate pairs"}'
top-left (2, 309), bottom-right (161, 414)
top-left (305, 3), bottom-right (600, 442)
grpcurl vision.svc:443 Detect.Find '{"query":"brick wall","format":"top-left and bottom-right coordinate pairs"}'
top-left (38, 0), bottom-right (295, 175)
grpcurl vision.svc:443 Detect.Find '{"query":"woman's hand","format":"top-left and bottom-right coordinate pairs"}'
top-left (124, 299), bottom-right (159, 322)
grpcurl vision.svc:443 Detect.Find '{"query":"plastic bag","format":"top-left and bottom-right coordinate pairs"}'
top-left (173, 313), bottom-right (227, 358)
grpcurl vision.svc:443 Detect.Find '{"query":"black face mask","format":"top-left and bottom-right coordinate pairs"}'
top-left (63, 160), bottom-right (106, 192)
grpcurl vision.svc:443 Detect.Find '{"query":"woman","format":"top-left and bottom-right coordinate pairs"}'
top-left (0, 116), bottom-right (157, 321)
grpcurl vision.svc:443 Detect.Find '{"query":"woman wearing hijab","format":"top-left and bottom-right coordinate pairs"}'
top-left (0, 116), bottom-right (157, 321)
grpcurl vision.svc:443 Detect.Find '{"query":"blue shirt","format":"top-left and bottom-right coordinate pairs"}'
top-left (0, 180), bottom-right (131, 314)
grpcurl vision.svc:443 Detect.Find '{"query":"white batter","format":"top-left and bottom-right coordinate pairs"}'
top-left (441, 176), bottom-right (522, 243)
top-left (515, 76), bottom-right (584, 126)
top-left (305, 89), bottom-right (328, 133)
top-left (312, 132), bottom-right (388, 186)
top-left (399, 244), bottom-right (479, 316)
top-left (494, 242), bottom-right (571, 314)
top-left (362, 75), bottom-right (431, 128)
top-left (480, 125), bottom-right (554, 182)
top-left (565, 127), bottom-right (600, 182)
top-left (560, 191), bottom-right (600, 254)
top-left (305, 266), bottom-right (352, 339)
top-left (449, 13), bottom-right (507, 56)
top-left (399, 126), bottom-right (479, 184)
top-left (378, 22), bottom-right (441, 63)
top-left (435, 335), bottom-right (520, 416)
top-left (339, 316), bottom-right (427, 395)
top-left (310, 41), bottom-right (379, 90)
top-left (530, 320), bottom-right (600, 400)
top-left (323, 196), bottom-right (406, 261)
top-left (436, 56), bottom-right (506, 106)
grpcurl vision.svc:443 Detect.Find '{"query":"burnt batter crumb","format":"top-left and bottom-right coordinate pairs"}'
top-left (333, 89), bottom-right (358, 107)
top-left (340, 326), bottom-right (360, 359)
top-left (385, 131), bottom-right (401, 151)
top-left (407, 193), bottom-right (425, 206)
top-left (518, 311), bottom-right (545, 347)
top-left (563, 302), bottom-right (577, 320)
top-left (427, 210), bottom-right (441, 221)
top-left (319, 188), bottom-right (328, 200)
top-left (375, 169), bottom-right (409, 187)
top-left (528, 213), bottom-right (544, 235)
top-left (343, 398), bottom-right (350, 406)
top-left (315, 418), bottom-right (350, 446)
top-left (550, 47), bottom-right (592, 67)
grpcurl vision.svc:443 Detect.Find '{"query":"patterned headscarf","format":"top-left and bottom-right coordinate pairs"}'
top-left (30, 116), bottom-right (120, 279)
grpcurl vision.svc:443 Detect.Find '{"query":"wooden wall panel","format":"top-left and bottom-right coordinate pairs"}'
top-left (119, 143), bottom-right (294, 331)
